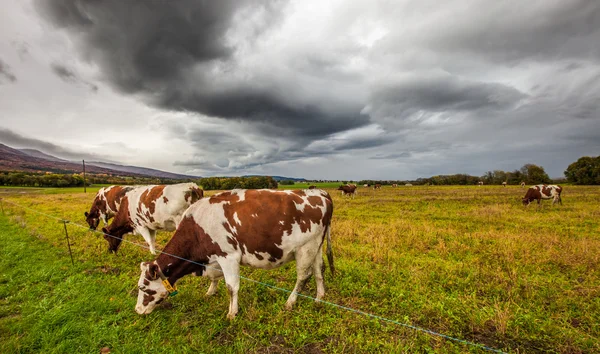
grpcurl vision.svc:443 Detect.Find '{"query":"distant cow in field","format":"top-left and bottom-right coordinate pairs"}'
top-left (522, 185), bottom-right (563, 206)
top-left (134, 189), bottom-right (334, 320)
top-left (405, 183), bottom-right (413, 187)
top-left (373, 184), bottom-right (382, 190)
top-left (363, 184), bottom-right (370, 187)
top-left (392, 184), bottom-right (398, 187)
top-left (521, 181), bottom-right (526, 188)
top-left (101, 183), bottom-right (204, 254)
top-left (308, 185), bottom-right (316, 189)
top-left (478, 181), bottom-right (484, 186)
top-left (85, 185), bottom-right (133, 230)
top-left (338, 184), bottom-right (357, 198)
top-left (502, 182), bottom-right (507, 187)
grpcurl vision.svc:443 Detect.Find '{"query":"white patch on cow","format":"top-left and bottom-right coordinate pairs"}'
top-left (233, 212), bottom-right (241, 225)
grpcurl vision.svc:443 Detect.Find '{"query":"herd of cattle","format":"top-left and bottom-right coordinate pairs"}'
top-left (85, 182), bottom-right (562, 319)
top-left (85, 183), bottom-right (334, 319)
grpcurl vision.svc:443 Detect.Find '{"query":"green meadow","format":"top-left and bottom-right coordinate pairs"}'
top-left (0, 185), bottom-right (598, 353)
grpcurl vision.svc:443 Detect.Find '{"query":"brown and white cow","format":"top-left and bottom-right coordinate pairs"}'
top-left (502, 181), bottom-right (507, 187)
top-left (134, 189), bottom-right (334, 319)
top-left (373, 183), bottom-right (382, 190)
top-left (478, 181), bottom-right (484, 186)
top-left (392, 184), bottom-right (398, 187)
top-left (522, 184), bottom-right (563, 206)
top-left (337, 184), bottom-right (357, 198)
top-left (101, 183), bottom-right (203, 254)
top-left (521, 181), bottom-right (526, 188)
top-left (84, 185), bottom-right (133, 230)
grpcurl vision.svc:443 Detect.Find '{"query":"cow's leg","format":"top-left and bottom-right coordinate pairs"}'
top-left (219, 258), bottom-right (241, 320)
top-left (203, 266), bottom-right (223, 296)
top-left (285, 243), bottom-right (319, 310)
top-left (312, 246), bottom-right (325, 301)
top-left (138, 228), bottom-right (157, 254)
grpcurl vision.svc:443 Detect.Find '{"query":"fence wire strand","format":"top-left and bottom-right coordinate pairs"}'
top-left (1, 198), bottom-right (507, 354)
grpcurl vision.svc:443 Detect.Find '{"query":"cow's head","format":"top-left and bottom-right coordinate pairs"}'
top-left (522, 197), bottom-right (531, 206)
top-left (135, 262), bottom-right (169, 315)
top-left (337, 185), bottom-right (344, 190)
top-left (101, 226), bottom-right (125, 253)
top-left (84, 210), bottom-right (100, 230)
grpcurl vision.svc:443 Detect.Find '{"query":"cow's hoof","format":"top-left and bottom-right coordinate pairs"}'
top-left (284, 302), bottom-right (294, 311)
top-left (226, 313), bottom-right (237, 320)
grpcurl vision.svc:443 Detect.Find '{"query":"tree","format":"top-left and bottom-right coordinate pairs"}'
top-left (564, 156), bottom-right (600, 185)
top-left (520, 164), bottom-right (551, 184)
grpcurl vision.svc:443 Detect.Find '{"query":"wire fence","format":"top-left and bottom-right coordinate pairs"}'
top-left (0, 197), bottom-right (507, 354)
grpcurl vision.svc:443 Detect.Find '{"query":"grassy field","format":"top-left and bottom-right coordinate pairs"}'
top-left (0, 185), bottom-right (599, 353)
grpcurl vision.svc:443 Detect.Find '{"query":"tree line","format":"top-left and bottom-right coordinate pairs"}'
top-left (0, 171), bottom-right (193, 188)
top-left (198, 176), bottom-right (278, 190)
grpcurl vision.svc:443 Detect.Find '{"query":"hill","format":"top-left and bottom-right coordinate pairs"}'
top-left (0, 144), bottom-right (196, 179)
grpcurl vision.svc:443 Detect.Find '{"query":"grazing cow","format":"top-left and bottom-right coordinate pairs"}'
top-left (478, 181), bottom-right (484, 186)
top-left (522, 185), bottom-right (563, 206)
top-left (85, 185), bottom-right (133, 230)
top-left (363, 184), bottom-right (369, 187)
top-left (521, 181), bottom-right (526, 188)
top-left (101, 183), bottom-right (204, 254)
top-left (405, 183), bottom-right (413, 187)
top-left (308, 185), bottom-right (316, 189)
top-left (373, 184), bottom-right (382, 190)
top-left (134, 189), bottom-right (334, 319)
top-left (392, 184), bottom-right (398, 187)
top-left (502, 182), bottom-right (507, 187)
top-left (337, 184), bottom-right (357, 198)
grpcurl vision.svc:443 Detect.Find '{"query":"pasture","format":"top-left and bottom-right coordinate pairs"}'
top-left (0, 185), bottom-right (599, 353)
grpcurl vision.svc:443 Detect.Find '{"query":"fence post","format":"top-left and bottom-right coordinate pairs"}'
top-left (61, 220), bottom-right (75, 266)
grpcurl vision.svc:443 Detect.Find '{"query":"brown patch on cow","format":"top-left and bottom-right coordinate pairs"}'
top-left (185, 187), bottom-right (204, 203)
top-left (209, 191), bottom-right (240, 204)
top-left (142, 293), bottom-right (155, 306)
top-left (105, 186), bottom-right (130, 212)
top-left (140, 185), bottom-right (166, 215)
top-left (163, 196), bottom-right (169, 203)
top-left (219, 190), bottom-right (331, 261)
top-left (143, 279), bottom-right (150, 286)
top-left (307, 196), bottom-right (323, 207)
top-left (541, 185), bottom-right (553, 197)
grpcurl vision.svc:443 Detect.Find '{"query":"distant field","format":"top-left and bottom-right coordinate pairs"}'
top-left (278, 182), bottom-right (345, 189)
top-left (1, 185), bottom-right (599, 353)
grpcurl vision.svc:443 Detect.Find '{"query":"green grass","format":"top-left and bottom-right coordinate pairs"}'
top-left (1, 185), bottom-right (599, 353)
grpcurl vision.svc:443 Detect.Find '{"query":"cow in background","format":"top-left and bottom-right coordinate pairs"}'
top-left (338, 184), bottom-right (357, 198)
top-left (521, 181), bottom-right (526, 188)
top-left (102, 183), bottom-right (204, 254)
top-left (502, 182), bottom-right (507, 187)
top-left (308, 185), bottom-right (316, 189)
top-left (373, 184), bottom-right (382, 190)
top-left (134, 189), bottom-right (334, 319)
top-left (85, 185), bottom-right (133, 230)
top-left (522, 185), bottom-right (563, 206)
top-left (478, 181), bottom-right (484, 187)
top-left (392, 184), bottom-right (398, 187)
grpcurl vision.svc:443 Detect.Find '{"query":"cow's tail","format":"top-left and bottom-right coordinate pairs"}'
top-left (325, 225), bottom-right (335, 277)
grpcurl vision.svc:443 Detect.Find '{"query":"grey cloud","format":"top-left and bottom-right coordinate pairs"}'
top-left (50, 63), bottom-right (98, 92)
top-left (0, 59), bottom-right (17, 83)
top-left (35, 0), bottom-right (369, 138)
top-left (366, 73), bottom-right (526, 128)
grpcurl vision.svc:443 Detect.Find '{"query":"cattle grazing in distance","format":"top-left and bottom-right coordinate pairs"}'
top-left (308, 185), bottom-right (316, 189)
top-left (522, 185), bottom-right (563, 206)
top-left (478, 181), bottom-right (484, 186)
top-left (392, 184), bottom-right (398, 187)
top-left (338, 184), bottom-right (357, 198)
top-left (134, 189), bottom-right (334, 320)
top-left (101, 183), bottom-right (204, 254)
top-left (405, 183), bottom-right (413, 187)
top-left (502, 182), bottom-right (507, 187)
top-left (363, 184), bottom-right (369, 187)
top-left (373, 184), bottom-right (382, 190)
top-left (85, 185), bottom-right (133, 230)
top-left (521, 181), bottom-right (526, 188)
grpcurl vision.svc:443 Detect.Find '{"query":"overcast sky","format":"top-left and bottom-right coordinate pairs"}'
top-left (1, 1), bottom-right (599, 179)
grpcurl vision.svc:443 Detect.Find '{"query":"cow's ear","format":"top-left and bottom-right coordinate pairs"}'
top-left (84, 211), bottom-right (89, 217)
top-left (148, 263), bottom-right (159, 280)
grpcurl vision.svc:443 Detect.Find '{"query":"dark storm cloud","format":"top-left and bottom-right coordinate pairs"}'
top-left (0, 128), bottom-right (110, 162)
top-left (0, 59), bottom-right (17, 83)
top-left (50, 63), bottom-right (98, 92)
top-left (366, 73), bottom-right (527, 126)
top-left (35, 0), bottom-right (369, 138)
